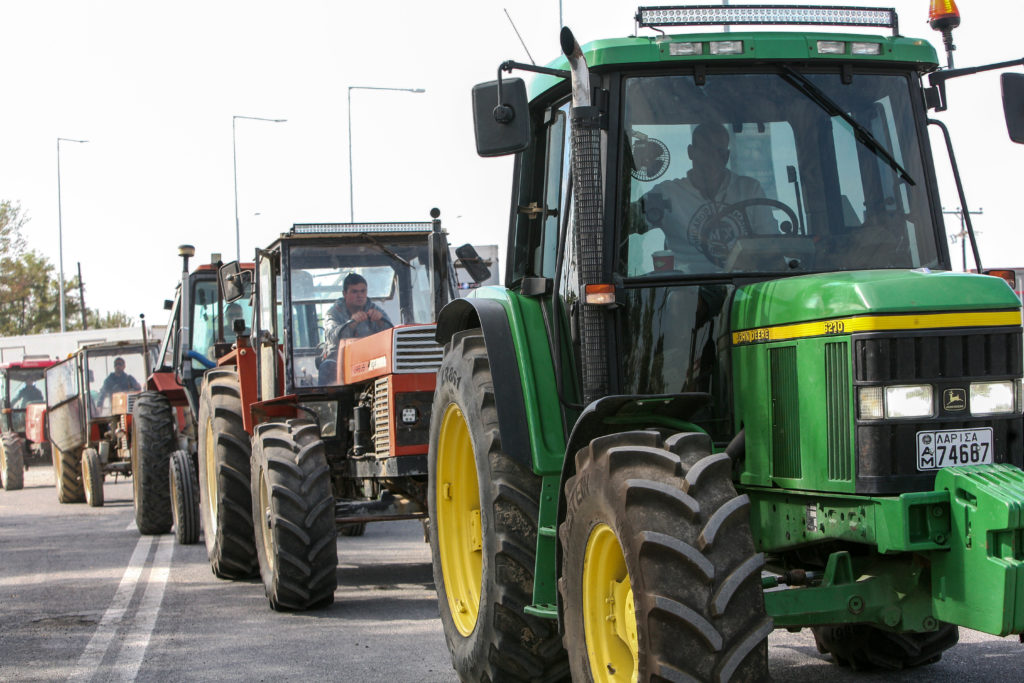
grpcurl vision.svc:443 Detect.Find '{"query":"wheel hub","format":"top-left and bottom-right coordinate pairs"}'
top-left (584, 523), bottom-right (639, 683)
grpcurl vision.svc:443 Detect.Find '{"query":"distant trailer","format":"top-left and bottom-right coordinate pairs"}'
top-left (0, 326), bottom-right (166, 364)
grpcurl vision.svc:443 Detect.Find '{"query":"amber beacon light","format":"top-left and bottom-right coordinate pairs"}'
top-left (929, 0), bottom-right (961, 67)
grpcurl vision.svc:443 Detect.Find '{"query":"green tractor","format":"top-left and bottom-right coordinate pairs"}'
top-left (429, 4), bottom-right (1024, 681)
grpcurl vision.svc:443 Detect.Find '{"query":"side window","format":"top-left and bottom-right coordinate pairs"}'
top-left (539, 105), bottom-right (569, 278)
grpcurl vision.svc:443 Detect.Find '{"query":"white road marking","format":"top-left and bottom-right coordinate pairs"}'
top-left (108, 535), bottom-right (174, 681)
top-left (67, 535), bottom-right (154, 682)
top-left (125, 521), bottom-right (137, 531)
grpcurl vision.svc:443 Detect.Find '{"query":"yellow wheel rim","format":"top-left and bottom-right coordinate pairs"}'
top-left (584, 523), bottom-right (639, 683)
top-left (204, 416), bottom-right (218, 525)
top-left (436, 403), bottom-right (482, 637)
top-left (258, 467), bottom-right (275, 574)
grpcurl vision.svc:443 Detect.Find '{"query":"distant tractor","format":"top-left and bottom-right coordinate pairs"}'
top-left (0, 358), bottom-right (56, 490)
top-left (131, 245), bottom-right (254, 543)
top-left (200, 211), bottom-right (488, 610)
top-left (428, 4), bottom-right (1024, 681)
top-left (44, 340), bottom-right (158, 507)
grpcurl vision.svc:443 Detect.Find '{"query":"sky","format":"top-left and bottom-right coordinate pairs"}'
top-left (1, 0), bottom-right (1023, 328)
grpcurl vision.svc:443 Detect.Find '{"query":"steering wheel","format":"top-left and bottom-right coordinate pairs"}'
top-left (694, 198), bottom-right (801, 266)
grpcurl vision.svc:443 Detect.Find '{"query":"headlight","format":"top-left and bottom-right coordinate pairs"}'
top-left (970, 381), bottom-right (1015, 415)
top-left (858, 386), bottom-right (884, 419)
top-left (886, 385), bottom-right (934, 418)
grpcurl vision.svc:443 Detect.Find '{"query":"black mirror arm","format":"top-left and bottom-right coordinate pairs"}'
top-left (495, 61), bottom-right (570, 122)
top-left (928, 57), bottom-right (1024, 111)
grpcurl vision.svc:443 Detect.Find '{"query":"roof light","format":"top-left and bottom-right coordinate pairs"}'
top-left (816, 41), bottom-right (846, 55)
top-left (709, 40), bottom-right (744, 55)
top-left (669, 42), bottom-right (702, 56)
top-left (291, 222), bottom-right (434, 235)
top-left (928, 0), bottom-right (960, 31)
top-left (585, 283), bottom-right (616, 305)
top-left (636, 5), bottom-right (898, 35)
top-left (851, 42), bottom-right (882, 55)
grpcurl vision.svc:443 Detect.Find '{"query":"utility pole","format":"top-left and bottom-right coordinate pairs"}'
top-left (77, 261), bottom-right (87, 330)
top-left (943, 206), bottom-right (983, 272)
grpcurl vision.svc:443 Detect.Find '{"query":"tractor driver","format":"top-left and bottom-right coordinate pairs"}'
top-left (13, 378), bottom-right (44, 407)
top-left (318, 272), bottom-right (393, 385)
top-left (641, 122), bottom-right (777, 268)
top-left (97, 357), bottom-right (141, 406)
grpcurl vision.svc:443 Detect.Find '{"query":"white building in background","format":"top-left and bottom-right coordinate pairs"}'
top-left (0, 326), bottom-right (165, 363)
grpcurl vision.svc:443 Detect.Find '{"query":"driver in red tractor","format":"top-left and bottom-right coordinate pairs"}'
top-left (318, 272), bottom-right (393, 384)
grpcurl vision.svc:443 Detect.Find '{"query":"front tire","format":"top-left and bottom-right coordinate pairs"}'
top-left (170, 450), bottom-right (201, 545)
top-left (251, 419), bottom-right (338, 611)
top-left (197, 368), bottom-right (257, 579)
top-left (812, 622), bottom-right (959, 670)
top-left (428, 329), bottom-right (568, 680)
top-left (559, 431), bottom-right (771, 682)
top-left (131, 391), bottom-right (175, 534)
top-left (53, 445), bottom-right (85, 504)
top-left (82, 447), bottom-right (104, 507)
top-left (1, 433), bottom-right (26, 491)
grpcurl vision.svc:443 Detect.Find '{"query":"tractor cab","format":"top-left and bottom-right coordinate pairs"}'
top-left (1, 359), bottom-right (53, 434)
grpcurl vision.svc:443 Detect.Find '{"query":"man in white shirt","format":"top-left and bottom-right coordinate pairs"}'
top-left (643, 123), bottom-right (776, 268)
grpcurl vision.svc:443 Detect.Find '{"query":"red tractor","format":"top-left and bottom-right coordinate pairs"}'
top-left (198, 210), bottom-right (488, 610)
top-left (0, 358), bottom-right (56, 490)
top-left (128, 246), bottom-right (254, 543)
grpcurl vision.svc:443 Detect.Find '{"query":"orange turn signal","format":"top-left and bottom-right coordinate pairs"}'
top-left (585, 283), bottom-right (616, 305)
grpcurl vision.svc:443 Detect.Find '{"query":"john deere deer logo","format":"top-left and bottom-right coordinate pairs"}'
top-left (943, 388), bottom-right (967, 411)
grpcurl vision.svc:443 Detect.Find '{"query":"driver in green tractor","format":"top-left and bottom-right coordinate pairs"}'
top-left (638, 121), bottom-right (777, 268)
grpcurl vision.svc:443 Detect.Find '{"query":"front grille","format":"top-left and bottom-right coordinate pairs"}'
top-left (825, 341), bottom-right (852, 481)
top-left (854, 327), bottom-right (1023, 494)
top-left (373, 377), bottom-right (390, 456)
top-left (770, 345), bottom-right (801, 479)
top-left (393, 325), bottom-right (443, 373)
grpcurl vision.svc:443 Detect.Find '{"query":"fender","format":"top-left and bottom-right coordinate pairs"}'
top-left (436, 296), bottom-right (533, 470)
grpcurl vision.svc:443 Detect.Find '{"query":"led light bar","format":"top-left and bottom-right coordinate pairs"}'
top-left (291, 222), bottom-right (434, 235)
top-left (637, 5), bottom-right (899, 35)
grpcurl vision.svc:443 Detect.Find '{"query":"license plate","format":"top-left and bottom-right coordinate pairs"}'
top-left (916, 428), bottom-right (994, 471)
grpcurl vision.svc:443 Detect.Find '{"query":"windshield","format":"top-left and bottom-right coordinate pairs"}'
top-left (5, 367), bottom-right (47, 409)
top-left (287, 239), bottom-right (434, 387)
top-left (85, 345), bottom-right (151, 418)
top-left (192, 278), bottom-right (254, 368)
top-left (621, 70), bottom-right (938, 277)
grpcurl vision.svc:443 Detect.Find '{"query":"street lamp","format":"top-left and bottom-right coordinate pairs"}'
top-left (233, 115), bottom-right (286, 261)
top-left (347, 86), bottom-right (425, 222)
top-left (56, 137), bottom-right (88, 333)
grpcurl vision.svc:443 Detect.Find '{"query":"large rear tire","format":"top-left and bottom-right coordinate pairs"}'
top-left (1, 433), bottom-right (26, 491)
top-left (170, 450), bottom-right (201, 545)
top-left (53, 444), bottom-right (85, 504)
top-left (251, 419), bottom-right (338, 611)
top-left (82, 447), bottom-right (104, 507)
top-left (812, 622), bottom-right (959, 671)
top-left (197, 368), bottom-right (257, 579)
top-left (560, 431), bottom-right (771, 682)
top-left (428, 329), bottom-right (568, 681)
top-left (131, 391), bottom-right (175, 534)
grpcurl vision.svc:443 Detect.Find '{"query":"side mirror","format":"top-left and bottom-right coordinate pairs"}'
top-left (455, 244), bottom-right (492, 284)
top-left (472, 78), bottom-right (531, 157)
top-left (219, 261), bottom-right (251, 303)
top-left (1002, 73), bottom-right (1024, 143)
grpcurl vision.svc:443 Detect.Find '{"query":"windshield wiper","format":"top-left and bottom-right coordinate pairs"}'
top-left (359, 232), bottom-right (412, 268)
top-left (777, 66), bottom-right (915, 186)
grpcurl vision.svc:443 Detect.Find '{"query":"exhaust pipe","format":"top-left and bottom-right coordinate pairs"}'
top-left (561, 28), bottom-right (609, 404)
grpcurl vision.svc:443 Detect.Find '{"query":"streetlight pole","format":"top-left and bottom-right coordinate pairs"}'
top-left (56, 137), bottom-right (88, 333)
top-left (233, 115), bottom-right (286, 261)
top-left (943, 206), bottom-right (984, 271)
top-left (347, 86), bottom-right (425, 222)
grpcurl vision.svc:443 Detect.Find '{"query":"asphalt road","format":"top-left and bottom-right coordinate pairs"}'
top-left (2, 465), bottom-right (1022, 682)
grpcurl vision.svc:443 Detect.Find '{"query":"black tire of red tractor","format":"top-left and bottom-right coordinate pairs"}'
top-left (170, 450), bottom-right (201, 545)
top-left (53, 445), bottom-right (85, 504)
top-left (82, 447), bottom-right (104, 507)
top-left (428, 329), bottom-right (569, 681)
top-left (811, 622), bottom-right (959, 671)
top-left (131, 391), bottom-right (176, 534)
top-left (197, 368), bottom-right (258, 579)
top-left (560, 430), bottom-right (772, 683)
top-left (251, 419), bottom-right (338, 611)
top-left (339, 523), bottom-right (366, 537)
top-left (1, 433), bottom-right (26, 491)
